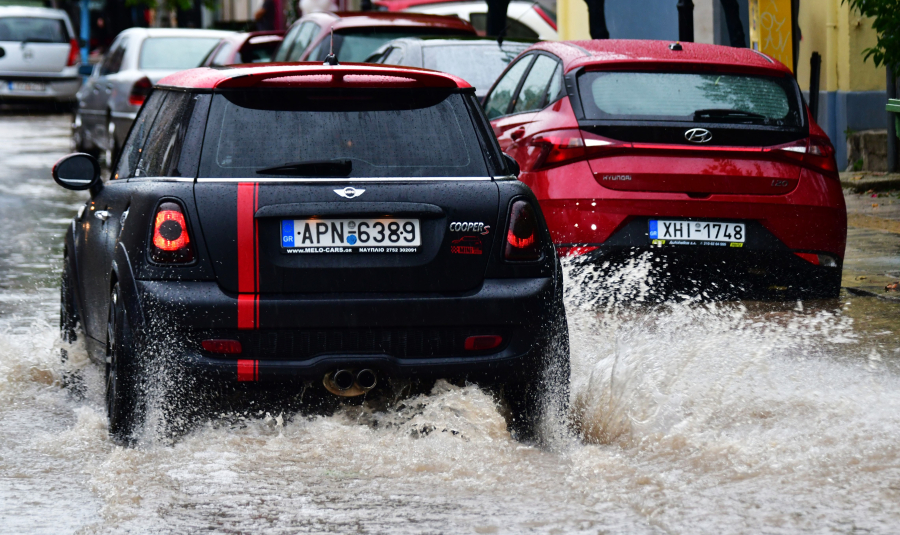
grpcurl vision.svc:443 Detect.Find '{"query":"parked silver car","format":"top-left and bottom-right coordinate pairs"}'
top-left (73, 27), bottom-right (232, 164)
top-left (0, 6), bottom-right (81, 104)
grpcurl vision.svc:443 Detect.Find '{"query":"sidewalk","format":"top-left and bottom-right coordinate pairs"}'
top-left (841, 179), bottom-right (900, 300)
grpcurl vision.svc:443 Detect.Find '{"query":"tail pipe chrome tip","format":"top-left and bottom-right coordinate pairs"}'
top-left (332, 369), bottom-right (355, 391)
top-left (356, 369), bottom-right (377, 391)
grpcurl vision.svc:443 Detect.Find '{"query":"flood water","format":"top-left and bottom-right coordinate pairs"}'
top-left (2, 113), bottom-right (900, 533)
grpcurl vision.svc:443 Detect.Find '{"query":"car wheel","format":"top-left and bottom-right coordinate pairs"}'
top-left (106, 283), bottom-right (140, 442)
top-left (72, 112), bottom-right (100, 158)
top-left (504, 290), bottom-right (570, 442)
top-left (104, 117), bottom-right (118, 168)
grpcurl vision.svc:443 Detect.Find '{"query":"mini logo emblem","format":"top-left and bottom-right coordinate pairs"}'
top-left (334, 187), bottom-right (365, 199)
top-left (684, 128), bottom-right (712, 143)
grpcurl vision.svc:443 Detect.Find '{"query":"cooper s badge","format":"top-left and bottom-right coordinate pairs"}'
top-left (449, 221), bottom-right (490, 235)
top-left (334, 187), bottom-right (365, 199)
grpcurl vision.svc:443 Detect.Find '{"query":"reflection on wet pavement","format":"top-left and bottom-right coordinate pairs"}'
top-left (1, 113), bottom-right (899, 533)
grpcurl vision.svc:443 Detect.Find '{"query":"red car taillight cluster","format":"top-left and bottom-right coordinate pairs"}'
top-left (527, 128), bottom-right (623, 170)
top-left (505, 200), bottom-right (541, 261)
top-left (766, 135), bottom-right (839, 178)
top-left (67, 39), bottom-right (80, 67)
top-left (150, 202), bottom-right (194, 264)
top-left (128, 76), bottom-right (153, 107)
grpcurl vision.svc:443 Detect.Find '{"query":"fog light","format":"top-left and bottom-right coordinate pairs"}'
top-left (464, 335), bottom-right (503, 351)
top-left (202, 339), bottom-right (242, 354)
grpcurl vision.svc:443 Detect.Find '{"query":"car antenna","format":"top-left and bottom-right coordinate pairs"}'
top-left (324, 26), bottom-right (339, 65)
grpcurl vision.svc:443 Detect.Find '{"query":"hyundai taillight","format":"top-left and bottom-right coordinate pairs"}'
top-left (67, 39), bottom-right (80, 67)
top-left (795, 252), bottom-right (839, 267)
top-left (128, 76), bottom-right (152, 107)
top-left (505, 200), bottom-right (541, 261)
top-left (150, 201), bottom-right (194, 263)
top-left (769, 136), bottom-right (839, 179)
top-left (527, 129), bottom-right (624, 170)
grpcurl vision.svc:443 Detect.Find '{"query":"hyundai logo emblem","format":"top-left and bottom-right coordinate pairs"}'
top-left (334, 186), bottom-right (365, 199)
top-left (685, 128), bottom-right (712, 143)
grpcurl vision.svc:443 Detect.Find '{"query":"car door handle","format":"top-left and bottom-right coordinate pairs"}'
top-left (94, 210), bottom-right (110, 221)
top-left (510, 128), bottom-right (526, 141)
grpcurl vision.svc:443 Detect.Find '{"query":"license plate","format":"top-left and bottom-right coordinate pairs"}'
top-left (281, 218), bottom-right (421, 253)
top-left (649, 220), bottom-right (745, 243)
top-left (8, 81), bottom-right (46, 92)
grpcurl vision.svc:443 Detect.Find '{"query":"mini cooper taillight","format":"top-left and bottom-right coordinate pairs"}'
top-left (150, 201), bottom-right (194, 264)
top-left (128, 76), bottom-right (152, 107)
top-left (504, 200), bottom-right (541, 261)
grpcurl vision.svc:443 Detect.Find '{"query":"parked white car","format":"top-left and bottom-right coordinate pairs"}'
top-left (73, 27), bottom-right (232, 165)
top-left (384, 0), bottom-right (559, 41)
top-left (0, 6), bottom-right (82, 104)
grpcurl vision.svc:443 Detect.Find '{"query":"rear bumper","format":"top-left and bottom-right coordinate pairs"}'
top-left (565, 245), bottom-right (842, 299)
top-left (132, 277), bottom-right (558, 383)
top-left (0, 74), bottom-right (81, 101)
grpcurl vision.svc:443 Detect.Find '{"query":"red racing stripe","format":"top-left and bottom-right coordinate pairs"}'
top-left (237, 359), bottom-right (258, 382)
top-left (236, 183), bottom-right (260, 329)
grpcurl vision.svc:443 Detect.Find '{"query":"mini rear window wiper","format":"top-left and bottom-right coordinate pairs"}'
top-left (694, 108), bottom-right (769, 122)
top-left (255, 159), bottom-right (352, 176)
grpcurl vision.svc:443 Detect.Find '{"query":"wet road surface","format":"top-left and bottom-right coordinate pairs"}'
top-left (2, 113), bottom-right (900, 533)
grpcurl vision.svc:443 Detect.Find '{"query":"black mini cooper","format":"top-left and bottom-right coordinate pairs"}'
top-left (54, 63), bottom-right (568, 441)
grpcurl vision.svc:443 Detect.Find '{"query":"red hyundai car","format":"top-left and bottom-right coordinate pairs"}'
top-left (483, 40), bottom-right (846, 298)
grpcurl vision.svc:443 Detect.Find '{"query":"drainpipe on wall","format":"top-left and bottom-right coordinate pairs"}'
top-left (677, 0), bottom-right (694, 42)
top-left (888, 66), bottom-right (898, 173)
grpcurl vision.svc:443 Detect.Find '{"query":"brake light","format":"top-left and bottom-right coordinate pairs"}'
top-left (464, 335), bottom-right (503, 351)
top-left (202, 339), bottom-right (243, 354)
top-left (504, 200), bottom-right (541, 261)
top-left (768, 136), bottom-right (839, 179)
top-left (556, 245), bottom-right (599, 258)
top-left (150, 201), bottom-right (194, 263)
top-left (795, 252), bottom-right (839, 267)
top-left (128, 76), bottom-right (152, 107)
top-left (527, 129), bottom-right (625, 170)
top-left (67, 39), bottom-right (80, 67)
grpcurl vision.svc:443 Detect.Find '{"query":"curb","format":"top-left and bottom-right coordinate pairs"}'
top-left (840, 173), bottom-right (900, 193)
top-left (844, 286), bottom-right (900, 302)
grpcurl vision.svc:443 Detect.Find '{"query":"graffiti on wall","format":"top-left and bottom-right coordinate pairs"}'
top-left (749, 0), bottom-right (793, 72)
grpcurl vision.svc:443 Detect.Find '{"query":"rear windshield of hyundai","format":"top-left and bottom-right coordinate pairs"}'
top-left (578, 71), bottom-right (803, 127)
top-left (199, 88), bottom-right (490, 178)
top-left (0, 17), bottom-right (68, 43)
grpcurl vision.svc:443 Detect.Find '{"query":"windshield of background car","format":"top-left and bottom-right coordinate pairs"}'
top-left (422, 44), bottom-right (528, 92)
top-left (0, 17), bottom-right (68, 42)
top-left (578, 71), bottom-right (803, 127)
top-left (199, 89), bottom-right (490, 178)
top-left (139, 37), bottom-right (222, 70)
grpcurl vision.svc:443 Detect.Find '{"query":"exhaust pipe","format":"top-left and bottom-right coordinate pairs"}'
top-left (332, 369), bottom-right (354, 391)
top-left (356, 369), bottom-right (377, 391)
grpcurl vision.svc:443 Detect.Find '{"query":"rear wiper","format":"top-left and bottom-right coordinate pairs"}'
top-left (256, 159), bottom-right (352, 176)
top-left (694, 108), bottom-right (768, 122)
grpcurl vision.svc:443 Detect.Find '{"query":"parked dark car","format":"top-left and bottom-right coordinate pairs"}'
top-left (485, 40), bottom-right (846, 299)
top-left (273, 11), bottom-right (477, 64)
top-left (199, 30), bottom-right (284, 67)
top-left (365, 37), bottom-right (531, 100)
top-left (55, 62), bottom-right (569, 443)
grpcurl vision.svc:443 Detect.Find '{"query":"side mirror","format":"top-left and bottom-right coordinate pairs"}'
top-left (52, 153), bottom-right (101, 191)
top-left (503, 153), bottom-right (520, 177)
top-left (78, 63), bottom-right (94, 77)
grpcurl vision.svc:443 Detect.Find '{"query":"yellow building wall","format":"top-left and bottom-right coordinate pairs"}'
top-left (558, 0), bottom-right (590, 41)
top-left (557, 0), bottom-right (886, 92)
